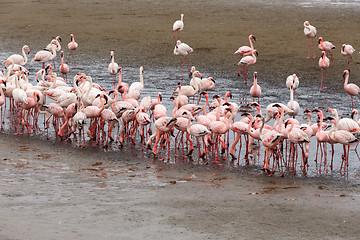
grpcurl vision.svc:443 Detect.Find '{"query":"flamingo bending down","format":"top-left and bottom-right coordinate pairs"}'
top-left (173, 14), bottom-right (184, 43)
top-left (108, 51), bottom-right (119, 88)
top-left (250, 72), bottom-right (261, 102)
top-left (343, 70), bottom-right (360, 110)
top-left (174, 40), bottom-right (193, 80)
top-left (319, 51), bottom-right (330, 90)
top-left (7, 45), bottom-right (30, 66)
top-left (318, 37), bottom-right (335, 66)
top-left (341, 44), bottom-right (355, 68)
top-left (304, 21), bottom-right (317, 59)
top-left (67, 34), bottom-right (78, 67)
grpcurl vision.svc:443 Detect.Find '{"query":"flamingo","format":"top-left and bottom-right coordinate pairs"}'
top-left (46, 36), bottom-right (62, 52)
top-left (127, 66), bottom-right (144, 100)
top-left (250, 72), bottom-right (261, 102)
top-left (0, 81), bottom-right (5, 127)
top-left (32, 40), bottom-right (58, 69)
top-left (238, 35), bottom-right (257, 84)
top-left (327, 116), bottom-right (359, 173)
top-left (286, 74), bottom-right (299, 99)
top-left (67, 33), bottom-right (78, 67)
top-left (343, 70), bottom-right (360, 110)
top-left (318, 37), bottom-right (335, 67)
top-left (174, 40), bottom-right (193, 80)
top-left (173, 13), bottom-right (184, 43)
top-left (287, 81), bottom-right (300, 118)
top-left (319, 51), bottom-right (330, 90)
top-left (304, 21), bottom-right (317, 59)
top-left (108, 51), bottom-right (119, 88)
top-left (234, 34), bottom-right (257, 57)
top-left (59, 51), bottom-right (69, 82)
top-left (341, 44), bottom-right (355, 68)
top-left (199, 77), bottom-right (215, 92)
top-left (7, 45), bottom-right (30, 66)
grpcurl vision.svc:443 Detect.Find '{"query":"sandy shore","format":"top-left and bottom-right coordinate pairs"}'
top-left (1, 133), bottom-right (360, 240)
top-left (1, 0), bottom-right (360, 239)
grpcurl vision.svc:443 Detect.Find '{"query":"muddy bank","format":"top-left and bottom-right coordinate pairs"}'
top-left (0, 133), bottom-right (360, 240)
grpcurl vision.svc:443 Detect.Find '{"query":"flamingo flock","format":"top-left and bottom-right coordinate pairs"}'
top-left (0, 19), bottom-right (359, 178)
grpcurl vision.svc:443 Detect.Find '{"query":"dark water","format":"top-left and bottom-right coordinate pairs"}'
top-left (1, 49), bottom-right (360, 183)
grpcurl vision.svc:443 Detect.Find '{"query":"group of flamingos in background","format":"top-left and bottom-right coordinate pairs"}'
top-left (0, 18), bottom-right (360, 177)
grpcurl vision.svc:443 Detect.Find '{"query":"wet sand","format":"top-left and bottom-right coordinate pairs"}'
top-left (1, 0), bottom-right (360, 239)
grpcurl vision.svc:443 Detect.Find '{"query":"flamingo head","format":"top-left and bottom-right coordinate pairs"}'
top-left (213, 94), bottom-right (220, 99)
top-left (254, 72), bottom-right (257, 78)
top-left (304, 21), bottom-right (310, 26)
top-left (250, 34), bottom-right (256, 41)
top-left (253, 50), bottom-right (259, 57)
top-left (24, 45), bottom-right (30, 54)
top-left (343, 69), bottom-right (350, 79)
top-left (351, 109), bottom-right (358, 119)
top-left (209, 77), bottom-right (215, 83)
top-left (318, 37), bottom-right (323, 44)
top-left (56, 36), bottom-right (62, 42)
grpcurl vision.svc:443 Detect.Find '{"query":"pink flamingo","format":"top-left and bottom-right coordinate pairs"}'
top-left (199, 77), bottom-right (215, 92)
top-left (284, 118), bottom-right (310, 175)
top-left (135, 108), bottom-right (151, 149)
top-left (318, 37), bottom-right (335, 66)
top-left (172, 14), bottom-right (184, 43)
top-left (58, 102), bottom-right (78, 137)
top-left (32, 40), bottom-right (58, 69)
top-left (234, 34), bottom-right (256, 57)
top-left (146, 116), bottom-right (177, 159)
top-left (327, 116), bottom-right (359, 173)
top-left (7, 45), bottom-right (30, 66)
top-left (343, 69), bottom-right (360, 110)
top-left (174, 40), bottom-right (193, 80)
top-left (341, 44), bottom-right (355, 68)
top-left (0, 81), bottom-right (6, 128)
top-left (238, 35), bottom-right (257, 84)
top-left (286, 74), bottom-right (299, 99)
top-left (318, 51), bottom-right (330, 90)
top-left (59, 51), bottom-right (69, 82)
top-left (304, 21), bottom-right (317, 59)
top-left (312, 109), bottom-right (333, 172)
top-left (250, 72), bottom-right (261, 102)
top-left (258, 114), bottom-right (283, 175)
top-left (67, 34), bottom-right (78, 67)
top-left (108, 51), bottom-right (119, 88)
top-left (100, 108), bottom-right (118, 147)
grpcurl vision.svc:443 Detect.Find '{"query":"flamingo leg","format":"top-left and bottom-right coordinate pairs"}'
top-left (312, 38), bottom-right (316, 58)
top-left (324, 69), bottom-right (327, 89)
top-left (319, 69), bottom-right (323, 91)
top-left (306, 38), bottom-right (311, 59)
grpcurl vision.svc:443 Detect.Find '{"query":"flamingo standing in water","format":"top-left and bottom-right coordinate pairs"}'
top-left (286, 74), bottom-right (299, 99)
top-left (32, 40), bottom-right (58, 69)
top-left (108, 51), bottom-right (119, 88)
top-left (173, 13), bottom-right (184, 44)
top-left (341, 44), bottom-right (355, 68)
top-left (343, 69), bottom-right (360, 110)
top-left (67, 34), bottom-right (78, 67)
top-left (318, 37), bottom-right (335, 66)
top-left (238, 34), bottom-right (257, 84)
top-left (45, 36), bottom-right (62, 68)
top-left (59, 51), bottom-right (69, 82)
top-left (7, 45), bottom-right (30, 66)
top-left (174, 40), bottom-right (193, 80)
top-left (304, 21), bottom-right (317, 59)
top-left (250, 72), bottom-right (261, 102)
top-left (319, 51), bottom-right (330, 90)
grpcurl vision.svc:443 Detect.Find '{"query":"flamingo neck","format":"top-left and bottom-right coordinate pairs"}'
top-left (344, 74), bottom-right (349, 88)
top-left (139, 68), bottom-right (144, 86)
top-left (203, 94), bottom-right (208, 115)
top-left (5, 62), bottom-right (14, 81)
top-left (22, 46), bottom-right (28, 65)
top-left (172, 99), bottom-right (178, 118)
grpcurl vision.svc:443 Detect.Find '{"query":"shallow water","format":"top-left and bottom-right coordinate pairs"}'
top-left (1, 48), bottom-right (360, 183)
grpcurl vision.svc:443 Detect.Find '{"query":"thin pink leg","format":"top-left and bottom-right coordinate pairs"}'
top-left (307, 38), bottom-right (310, 59)
top-left (312, 38), bottom-right (316, 58)
top-left (319, 69), bottom-right (323, 91)
top-left (324, 70), bottom-right (327, 89)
